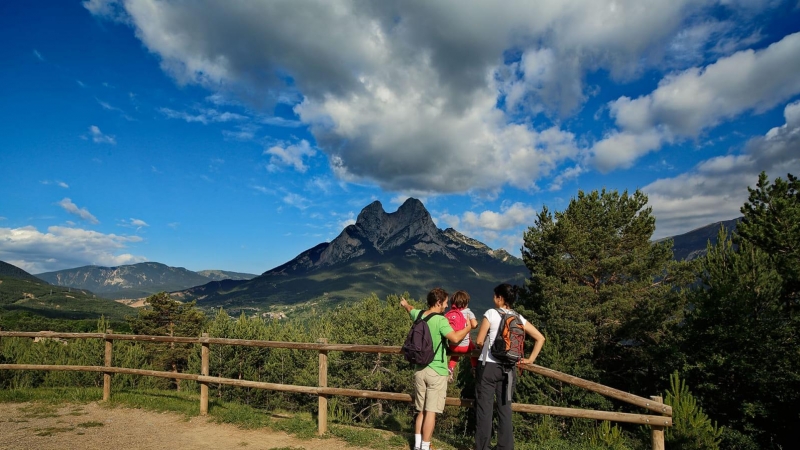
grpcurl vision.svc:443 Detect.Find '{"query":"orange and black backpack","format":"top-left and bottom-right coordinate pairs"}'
top-left (490, 308), bottom-right (525, 366)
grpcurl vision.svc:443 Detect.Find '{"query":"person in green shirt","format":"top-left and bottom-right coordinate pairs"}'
top-left (401, 288), bottom-right (471, 450)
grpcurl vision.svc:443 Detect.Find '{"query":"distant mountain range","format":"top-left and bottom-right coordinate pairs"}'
top-left (666, 217), bottom-right (740, 261)
top-left (36, 263), bottom-right (258, 300)
top-left (4, 200), bottom-right (742, 315)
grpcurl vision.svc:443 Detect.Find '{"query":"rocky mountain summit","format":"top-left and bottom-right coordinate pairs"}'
top-left (183, 198), bottom-right (526, 309)
top-left (268, 198), bottom-right (520, 276)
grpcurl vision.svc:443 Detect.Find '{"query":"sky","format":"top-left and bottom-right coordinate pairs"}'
top-left (2, 0), bottom-right (800, 275)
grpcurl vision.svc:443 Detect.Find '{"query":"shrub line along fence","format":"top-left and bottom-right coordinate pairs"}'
top-left (0, 330), bottom-right (672, 450)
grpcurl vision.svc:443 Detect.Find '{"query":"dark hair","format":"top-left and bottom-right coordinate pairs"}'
top-left (493, 283), bottom-right (519, 308)
top-left (451, 290), bottom-right (470, 309)
top-left (427, 287), bottom-right (449, 307)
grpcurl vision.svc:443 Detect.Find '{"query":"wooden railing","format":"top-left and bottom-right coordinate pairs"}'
top-left (0, 330), bottom-right (672, 449)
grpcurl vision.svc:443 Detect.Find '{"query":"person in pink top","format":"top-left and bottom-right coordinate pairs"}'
top-left (445, 290), bottom-right (479, 382)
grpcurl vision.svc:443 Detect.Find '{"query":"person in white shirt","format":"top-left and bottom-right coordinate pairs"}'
top-left (474, 283), bottom-right (545, 450)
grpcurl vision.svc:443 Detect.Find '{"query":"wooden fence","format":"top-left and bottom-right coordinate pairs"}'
top-left (0, 330), bottom-right (672, 449)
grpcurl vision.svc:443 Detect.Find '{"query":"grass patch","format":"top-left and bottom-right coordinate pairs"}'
top-left (104, 388), bottom-right (199, 418)
top-left (0, 387), bottom-right (101, 404)
top-left (7, 418), bottom-right (29, 423)
top-left (207, 400), bottom-right (272, 429)
top-left (77, 421), bottom-right (104, 428)
top-left (330, 424), bottom-right (422, 450)
top-left (270, 413), bottom-right (318, 440)
top-left (19, 403), bottom-right (59, 419)
top-left (34, 426), bottom-right (74, 436)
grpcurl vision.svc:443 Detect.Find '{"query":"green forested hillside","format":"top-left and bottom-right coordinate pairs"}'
top-left (0, 275), bottom-right (135, 321)
top-left (0, 261), bottom-right (44, 283)
top-left (185, 249), bottom-right (526, 312)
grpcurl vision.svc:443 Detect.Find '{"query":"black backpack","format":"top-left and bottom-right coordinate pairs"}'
top-left (490, 308), bottom-right (525, 366)
top-left (402, 311), bottom-right (444, 366)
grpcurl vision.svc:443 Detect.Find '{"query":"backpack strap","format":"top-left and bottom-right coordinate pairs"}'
top-left (422, 312), bottom-right (446, 362)
top-left (422, 312), bottom-right (442, 321)
top-left (420, 313), bottom-right (446, 362)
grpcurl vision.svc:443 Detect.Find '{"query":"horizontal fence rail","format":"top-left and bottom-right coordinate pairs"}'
top-left (0, 330), bottom-right (672, 447)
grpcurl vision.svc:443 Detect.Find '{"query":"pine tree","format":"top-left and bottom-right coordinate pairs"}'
top-left (127, 292), bottom-right (206, 390)
top-left (682, 172), bottom-right (800, 448)
top-left (664, 372), bottom-right (722, 450)
top-left (520, 189), bottom-right (692, 404)
top-left (737, 171), bottom-right (800, 312)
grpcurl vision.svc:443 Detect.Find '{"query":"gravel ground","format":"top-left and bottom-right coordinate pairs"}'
top-left (0, 402), bottom-right (374, 450)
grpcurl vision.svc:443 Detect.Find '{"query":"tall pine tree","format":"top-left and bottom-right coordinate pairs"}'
top-left (128, 292), bottom-right (206, 390)
top-left (682, 172), bottom-right (799, 448)
top-left (520, 189), bottom-right (692, 405)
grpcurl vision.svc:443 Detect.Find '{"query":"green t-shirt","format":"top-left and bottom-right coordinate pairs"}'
top-left (409, 309), bottom-right (453, 376)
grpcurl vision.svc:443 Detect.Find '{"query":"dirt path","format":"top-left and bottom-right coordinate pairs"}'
top-left (0, 402), bottom-right (379, 450)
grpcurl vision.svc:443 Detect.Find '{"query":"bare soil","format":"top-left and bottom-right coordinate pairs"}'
top-left (0, 402), bottom-right (375, 450)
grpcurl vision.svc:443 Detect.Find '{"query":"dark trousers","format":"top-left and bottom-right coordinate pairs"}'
top-left (475, 362), bottom-right (515, 450)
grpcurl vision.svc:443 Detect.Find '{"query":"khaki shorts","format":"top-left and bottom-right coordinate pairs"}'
top-left (414, 367), bottom-right (447, 413)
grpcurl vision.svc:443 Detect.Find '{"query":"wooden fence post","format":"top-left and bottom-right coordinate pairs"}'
top-left (200, 333), bottom-right (210, 415)
top-left (650, 395), bottom-right (665, 450)
top-left (318, 338), bottom-right (328, 436)
top-left (103, 329), bottom-right (113, 401)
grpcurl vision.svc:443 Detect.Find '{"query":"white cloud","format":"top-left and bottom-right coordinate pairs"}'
top-left (282, 192), bottom-right (311, 210)
top-left (390, 196), bottom-right (410, 206)
top-left (306, 176), bottom-right (333, 194)
top-left (41, 180), bottom-right (69, 189)
top-left (0, 225), bottom-right (145, 273)
top-left (250, 185), bottom-right (275, 195)
top-left (88, 125), bottom-right (116, 145)
top-left (82, 0), bottom-right (120, 17)
top-left (57, 198), bottom-right (99, 224)
top-left (265, 140), bottom-right (316, 173)
top-left (222, 123), bottom-right (259, 141)
top-left (462, 202), bottom-right (537, 231)
top-left (96, 98), bottom-right (134, 120)
top-left (592, 31), bottom-right (800, 171)
top-left (159, 107), bottom-right (247, 124)
top-left (88, 0), bottom-right (776, 194)
top-left (261, 117), bottom-right (303, 128)
top-left (334, 211), bottom-right (357, 230)
top-left (548, 165), bottom-right (585, 192)
top-left (205, 93), bottom-right (238, 106)
top-left (646, 100), bottom-right (800, 238)
top-left (434, 201), bottom-right (536, 253)
top-left (32, 49), bottom-right (44, 61)
top-left (118, 218), bottom-right (149, 229)
top-left (436, 213), bottom-right (461, 229)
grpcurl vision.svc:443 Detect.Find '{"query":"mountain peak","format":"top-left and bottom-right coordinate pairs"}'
top-left (356, 200), bottom-right (387, 228)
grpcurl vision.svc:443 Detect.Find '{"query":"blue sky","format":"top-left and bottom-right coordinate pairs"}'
top-left (2, 0), bottom-right (800, 275)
